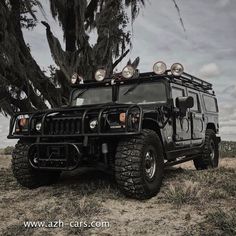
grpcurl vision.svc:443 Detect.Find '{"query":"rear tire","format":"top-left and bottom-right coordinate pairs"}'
top-left (115, 129), bottom-right (164, 199)
top-left (193, 129), bottom-right (219, 170)
top-left (12, 141), bottom-right (61, 188)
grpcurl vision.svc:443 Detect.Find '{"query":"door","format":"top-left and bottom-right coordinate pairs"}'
top-left (171, 85), bottom-right (191, 147)
top-left (187, 90), bottom-right (204, 145)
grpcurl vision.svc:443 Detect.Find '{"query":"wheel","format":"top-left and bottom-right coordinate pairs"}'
top-left (12, 141), bottom-right (61, 189)
top-left (115, 129), bottom-right (164, 199)
top-left (193, 129), bottom-right (219, 170)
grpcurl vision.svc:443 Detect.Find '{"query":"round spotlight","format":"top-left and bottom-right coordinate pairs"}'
top-left (153, 61), bottom-right (167, 75)
top-left (36, 122), bottom-right (42, 131)
top-left (89, 119), bottom-right (98, 130)
top-left (71, 73), bottom-right (84, 84)
top-left (122, 65), bottom-right (135, 79)
top-left (95, 69), bottom-right (106, 82)
top-left (171, 63), bottom-right (184, 76)
top-left (71, 73), bottom-right (78, 84)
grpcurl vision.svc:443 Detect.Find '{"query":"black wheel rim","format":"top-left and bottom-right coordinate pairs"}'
top-left (209, 140), bottom-right (216, 166)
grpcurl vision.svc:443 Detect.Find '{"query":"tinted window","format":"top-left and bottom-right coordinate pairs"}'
top-left (71, 87), bottom-right (112, 106)
top-left (203, 95), bottom-right (218, 112)
top-left (172, 87), bottom-right (184, 106)
top-left (188, 91), bottom-right (200, 112)
top-left (118, 82), bottom-right (167, 104)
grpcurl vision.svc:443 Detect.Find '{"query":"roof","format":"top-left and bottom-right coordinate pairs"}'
top-left (71, 71), bottom-right (215, 95)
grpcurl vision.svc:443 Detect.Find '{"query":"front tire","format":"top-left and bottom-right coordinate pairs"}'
top-left (12, 141), bottom-right (61, 188)
top-left (193, 129), bottom-right (219, 170)
top-left (115, 129), bottom-right (164, 199)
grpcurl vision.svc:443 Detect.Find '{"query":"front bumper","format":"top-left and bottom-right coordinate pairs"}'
top-left (28, 143), bottom-right (81, 171)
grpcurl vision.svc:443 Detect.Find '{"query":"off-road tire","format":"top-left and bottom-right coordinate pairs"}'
top-left (12, 141), bottom-right (61, 188)
top-left (193, 129), bottom-right (219, 170)
top-left (115, 129), bottom-right (164, 199)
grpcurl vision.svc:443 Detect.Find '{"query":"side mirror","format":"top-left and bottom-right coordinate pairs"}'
top-left (175, 96), bottom-right (194, 116)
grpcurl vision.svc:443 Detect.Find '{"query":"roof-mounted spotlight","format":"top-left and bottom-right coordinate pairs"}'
top-left (153, 61), bottom-right (167, 75)
top-left (171, 63), bottom-right (184, 76)
top-left (71, 73), bottom-right (84, 84)
top-left (122, 65), bottom-right (135, 79)
top-left (95, 69), bottom-right (106, 82)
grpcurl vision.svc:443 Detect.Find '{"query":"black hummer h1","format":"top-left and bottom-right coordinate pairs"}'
top-left (8, 62), bottom-right (221, 199)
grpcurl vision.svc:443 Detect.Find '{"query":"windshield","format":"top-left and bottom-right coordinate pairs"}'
top-left (71, 87), bottom-right (112, 106)
top-left (118, 82), bottom-right (167, 104)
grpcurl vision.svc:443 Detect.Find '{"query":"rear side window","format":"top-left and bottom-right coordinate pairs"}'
top-left (188, 91), bottom-right (200, 112)
top-left (203, 95), bottom-right (218, 112)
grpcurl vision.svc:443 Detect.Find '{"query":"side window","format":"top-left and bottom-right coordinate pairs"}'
top-left (188, 91), bottom-right (200, 112)
top-left (203, 95), bottom-right (218, 112)
top-left (172, 87), bottom-right (184, 107)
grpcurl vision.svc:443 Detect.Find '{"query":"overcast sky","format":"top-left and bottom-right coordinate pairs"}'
top-left (1, 0), bottom-right (236, 147)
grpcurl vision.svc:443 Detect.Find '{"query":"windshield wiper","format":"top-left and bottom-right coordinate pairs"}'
top-left (123, 82), bottom-right (140, 96)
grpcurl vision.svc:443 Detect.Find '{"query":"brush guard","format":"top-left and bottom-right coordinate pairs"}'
top-left (28, 143), bottom-right (81, 171)
top-left (8, 104), bottom-right (143, 138)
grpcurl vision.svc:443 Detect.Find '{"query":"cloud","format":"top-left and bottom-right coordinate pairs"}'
top-left (199, 63), bottom-right (221, 78)
top-left (222, 85), bottom-right (236, 98)
top-left (218, 0), bottom-right (231, 7)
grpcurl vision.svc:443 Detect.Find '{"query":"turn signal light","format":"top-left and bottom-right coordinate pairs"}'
top-left (119, 113), bottom-right (126, 123)
top-left (19, 118), bottom-right (28, 127)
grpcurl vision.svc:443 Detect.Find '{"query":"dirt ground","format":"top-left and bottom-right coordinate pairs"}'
top-left (0, 156), bottom-right (235, 236)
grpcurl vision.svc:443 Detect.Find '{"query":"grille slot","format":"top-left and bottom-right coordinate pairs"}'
top-left (46, 118), bottom-right (80, 135)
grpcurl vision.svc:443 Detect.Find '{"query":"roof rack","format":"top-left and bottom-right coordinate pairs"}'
top-left (180, 72), bottom-right (212, 91)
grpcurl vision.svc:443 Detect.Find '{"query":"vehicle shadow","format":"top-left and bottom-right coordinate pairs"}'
top-left (57, 166), bottom-right (190, 195)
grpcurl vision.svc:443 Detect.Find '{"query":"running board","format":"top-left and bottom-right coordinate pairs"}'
top-left (164, 154), bottom-right (201, 167)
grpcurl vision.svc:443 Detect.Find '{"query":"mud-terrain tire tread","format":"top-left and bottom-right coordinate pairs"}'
top-left (115, 129), bottom-right (164, 199)
top-left (12, 141), bottom-right (61, 188)
top-left (193, 129), bottom-right (219, 170)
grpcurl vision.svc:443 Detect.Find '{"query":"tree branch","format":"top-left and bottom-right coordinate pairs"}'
top-left (172, 0), bottom-right (186, 32)
top-left (112, 49), bottom-right (130, 70)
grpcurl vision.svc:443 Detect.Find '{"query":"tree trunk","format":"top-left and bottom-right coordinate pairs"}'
top-left (65, 0), bottom-right (76, 52)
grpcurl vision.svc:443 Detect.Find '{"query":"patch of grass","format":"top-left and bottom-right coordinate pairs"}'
top-left (207, 189), bottom-right (228, 200)
top-left (0, 168), bottom-right (20, 191)
top-left (183, 208), bottom-right (236, 236)
top-left (1, 224), bottom-right (37, 236)
top-left (160, 166), bottom-right (236, 207)
top-left (189, 168), bottom-right (236, 198)
top-left (163, 181), bottom-right (202, 207)
top-left (4, 146), bottom-right (14, 155)
top-left (64, 195), bottom-right (102, 217)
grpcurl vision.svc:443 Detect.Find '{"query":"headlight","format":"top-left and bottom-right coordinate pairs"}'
top-left (89, 119), bottom-right (98, 130)
top-left (122, 65), bottom-right (135, 79)
top-left (71, 73), bottom-right (84, 84)
top-left (35, 122), bottom-right (42, 131)
top-left (95, 69), bottom-right (106, 82)
top-left (153, 61), bottom-right (167, 75)
top-left (171, 63), bottom-right (184, 76)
